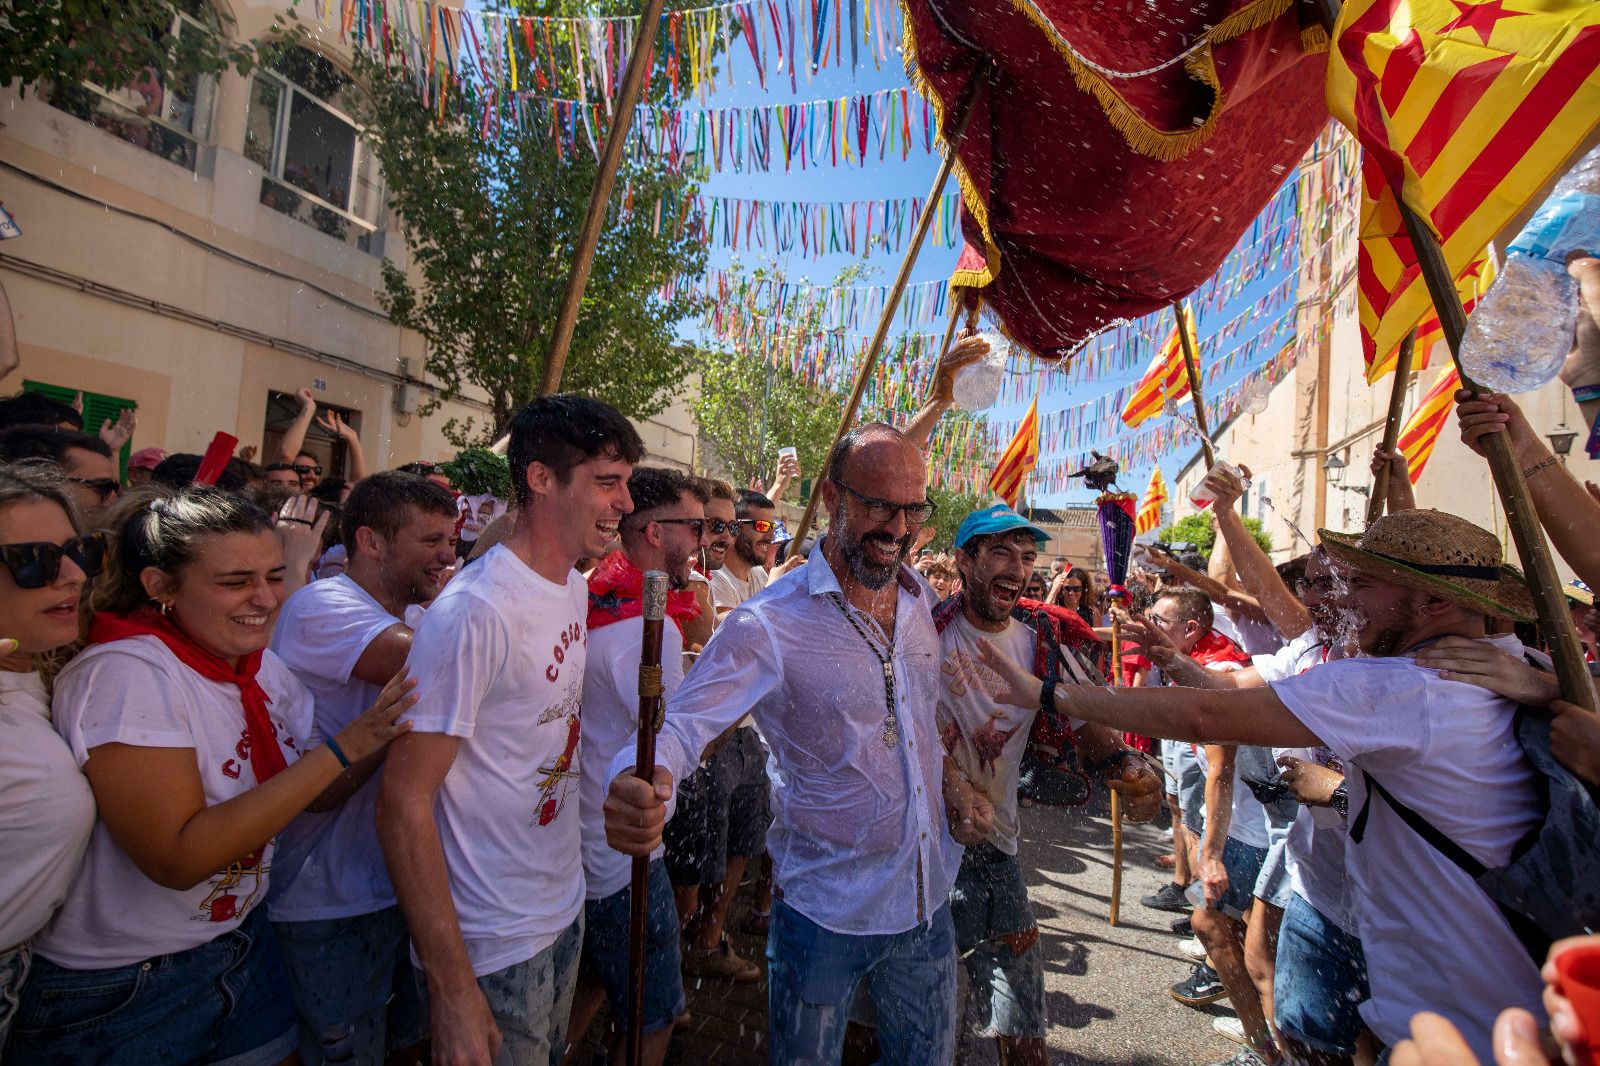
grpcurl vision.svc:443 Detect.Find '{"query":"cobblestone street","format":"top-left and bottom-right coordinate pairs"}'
top-left (579, 799), bottom-right (1239, 1065)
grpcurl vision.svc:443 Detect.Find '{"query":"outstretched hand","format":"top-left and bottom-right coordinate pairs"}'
top-left (973, 637), bottom-right (1045, 711)
top-left (1116, 609), bottom-right (1179, 663)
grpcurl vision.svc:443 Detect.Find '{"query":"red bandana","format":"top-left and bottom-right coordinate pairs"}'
top-left (1188, 629), bottom-right (1251, 668)
top-left (88, 607), bottom-right (289, 784)
top-left (586, 551), bottom-right (701, 634)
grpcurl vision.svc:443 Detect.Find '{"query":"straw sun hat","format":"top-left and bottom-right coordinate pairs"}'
top-left (1318, 509), bottom-right (1535, 623)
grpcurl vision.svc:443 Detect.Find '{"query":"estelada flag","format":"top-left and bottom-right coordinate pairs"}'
top-left (1327, 0), bottom-right (1600, 366)
top-left (1120, 306), bottom-right (1196, 428)
top-left (1366, 254), bottom-right (1497, 383)
top-left (1136, 466), bottom-right (1168, 535)
top-left (1399, 366), bottom-right (1463, 484)
top-left (988, 396), bottom-right (1039, 509)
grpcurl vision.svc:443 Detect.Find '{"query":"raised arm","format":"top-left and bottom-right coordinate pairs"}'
top-left (1142, 545), bottom-right (1268, 624)
top-left (1205, 465), bottom-right (1312, 640)
top-left (319, 409), bottom-right (369, 481)
top-left (277, 387), bottom-right (318, 465)
top-left (903, 332), bottom-right (989, 450)
top-left (1371, 446), bottom-right (1417, 514)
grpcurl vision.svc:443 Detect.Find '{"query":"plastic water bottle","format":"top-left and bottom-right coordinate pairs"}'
top-left (1460, 144), bottom-right (1600, 393)
top-left (950, 331), bottom-right (1008, 411)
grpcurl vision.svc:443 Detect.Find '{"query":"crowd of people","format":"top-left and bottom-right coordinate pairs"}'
top-left (0, 310), bottom-right (1597, 1066)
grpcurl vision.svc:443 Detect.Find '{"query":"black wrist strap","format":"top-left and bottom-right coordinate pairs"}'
top-left (1040, 677), bottom-right (1057, 719)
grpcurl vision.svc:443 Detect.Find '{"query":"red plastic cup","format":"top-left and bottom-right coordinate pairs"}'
top-left (1555, 944), bottom-right (1600, 1066)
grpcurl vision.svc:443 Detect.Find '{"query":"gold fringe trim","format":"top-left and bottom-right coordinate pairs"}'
top-left (1006, 0), bottom-right (1305, 162)
top-left (1300, 23), bottom-right (1331, 53)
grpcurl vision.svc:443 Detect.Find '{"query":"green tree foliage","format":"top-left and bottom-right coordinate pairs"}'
top-left (1156, 511), bottom-right (1273, 556)
top-left (354, 46), bottom-right (708, 444)
top-left (690, 345), bottom-right (839, 490)
top-left (923, 485), bottom-right (992, 551)
top-left (2, 0), bottom-right (277, 95)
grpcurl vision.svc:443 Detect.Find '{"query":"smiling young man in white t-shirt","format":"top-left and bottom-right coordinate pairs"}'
top-left (976, 510), bottom-right (1549, 1066)
top-left (269, 470), bottom-right (459, 1065)
top-left (378, 396), bottom-right (644, 1066)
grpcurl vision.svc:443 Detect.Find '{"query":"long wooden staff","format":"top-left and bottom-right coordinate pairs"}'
top-left (540, 0), bottom-right (670, 397)
top-left (790, 61), bottom-right (991, 548)
top-left (627, 571), bottom-right (669, 1066)
top-left (1316, 14), bottom-right (1594, 714)
top-left (1367, 329), bottom-right (1417, 525)
top-left (1175, 303), bottom-right (1216, 470)
top-left (1108, 615), bottom-right (1125, 927)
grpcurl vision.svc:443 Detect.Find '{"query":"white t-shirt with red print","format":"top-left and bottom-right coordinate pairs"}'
top-left (401, 544), bottom-right (589, 978)
top-left (36, 637), bottom-right (312, 969)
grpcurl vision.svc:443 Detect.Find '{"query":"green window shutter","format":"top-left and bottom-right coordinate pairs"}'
top-left (22, 380), bottom-right (139, 478)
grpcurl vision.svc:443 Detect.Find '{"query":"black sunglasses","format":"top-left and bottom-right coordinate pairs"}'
top-left (68, 477), bottom-right (121, 503)
top-left (0, 532), bottom-right (107, 589)
top-left (831, 480), bottom-right (937, 525)
top-left (652, 517), bottom-right (706, 538)
top-left (292, 464), bottom-right (323, 476)
top-left (704, 518), bottom-right (733, 535)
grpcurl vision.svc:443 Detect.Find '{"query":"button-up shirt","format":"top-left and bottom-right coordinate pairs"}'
top-left (612, 545), bottom-right (963, 936)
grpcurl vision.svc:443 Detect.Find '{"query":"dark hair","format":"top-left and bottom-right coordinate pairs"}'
top-left (309, 478), bottom-right (347, 504)
top-left (396, 460), bottom-right (444, 478)
top-left (150, 453), bottom-right (248, 492)
top-left (227, 458), bottom-right (264, 486)
top-left (0, 392), bottom-right (84, 432)
top-left (263, 462), bottom-right (298, 475)
top-left (1156, 585), bottom-right (1214, 631)
top-left (825, 421), bottom-right (901, 488)
top-left (250, 482), bottom-right (297, 516)
top-left (0, 426), bottom-right (112, 465)
top-left (1276, 553), bottom-right (1310, 592)
top-left (94, 486), bottom-right (274, 614)
top-left (627, 467), bottom-right (709, 523)
top-left (342, 471), bottom-right (459, 553)
top-left (505, 394), bottom-right (644, 507)
top-left (735, 488), bottom-right (774, 516)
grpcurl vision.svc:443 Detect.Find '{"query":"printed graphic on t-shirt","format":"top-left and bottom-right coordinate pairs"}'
top-left (537, 622), bottom-right (587, 719)
top-left (197, 847), bottom-right (268, 923)
top-left (938, 646), bottom-right (1028, 775)
top-left (219, 720), bottom-right (298, 781)
top-left (535, 712), bottom-right (582, 827)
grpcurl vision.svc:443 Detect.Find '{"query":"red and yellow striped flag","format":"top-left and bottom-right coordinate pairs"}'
top-left (1328, 1), bottom-right (1600, 367)
top-left (1398, 365), bottom-right (1462, 484)
top-left (988, 396), bottom-right (1040, 508)
top-left (1120, 305), bottom-right (1196, 428)
top-left (1366, 254), bottom-right (1498, 383)
top-left (1136, 466), bottom-right (1168, 535)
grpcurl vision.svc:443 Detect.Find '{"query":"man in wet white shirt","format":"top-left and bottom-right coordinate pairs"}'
top-left (603, 423), bottom-right (993, 1066)
top-left (977, 510), bottom-right (1546, 1066)
top-left (270, 471), bottom-right (459, 1064)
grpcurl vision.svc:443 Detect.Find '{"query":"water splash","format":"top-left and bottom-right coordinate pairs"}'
top-left (1259, 492), bottom-right (1312, 551)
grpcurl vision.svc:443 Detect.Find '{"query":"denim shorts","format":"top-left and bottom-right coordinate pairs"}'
top-left (1275, 892), bottom-right (1370, 1056)
top-left (467, 913), bottom-right (583, 1066)
top-left (1200, 836), bottom-right (1268, 920)
top-left (1253, 833), bottom-right (1295, 909)
top-left (578, 860), bottom-right (685, 1034)
top-left (7, 905), bottom-right (296, 1066)
top-left (663, 727), bottom-right (772, 886)
top-left (949, 845), bottom-right (1046, 1040)
top-left (1164, 742), bottom-right (1207, 836)
top-left (273, 905), bottom-right (428, 1064)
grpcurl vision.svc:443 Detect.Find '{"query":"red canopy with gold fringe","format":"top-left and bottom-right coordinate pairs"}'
top-left (900, 0), bottom-right (1332, 361)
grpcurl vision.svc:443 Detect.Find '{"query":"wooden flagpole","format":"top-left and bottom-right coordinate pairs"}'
top-left (1367, 330), bottom-right (1417, 526)
top-left (790, 62), bottom-right (991, 549)
top-left (627, 572), bottom-right (669, 1066)
top-left (1310, 1), bottom-right (1595, 710)
top-left (1174, 303), bottom-right (1216, 470)
top-left (1108, 616), bottom-right (1125, 927)
top-left (539, 0), bottom-right (670, 397)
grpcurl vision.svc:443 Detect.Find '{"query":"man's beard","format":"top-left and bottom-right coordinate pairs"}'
top-left (962, 570), bottom-right (1012, 624)
top-left (734, 534), bottom-right (765, 567)
top-left (837, 503), bottom-right (910, 590)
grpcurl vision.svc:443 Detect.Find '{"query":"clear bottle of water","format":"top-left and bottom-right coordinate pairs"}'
top-left (1460, 144), bottom-right (1600, 393)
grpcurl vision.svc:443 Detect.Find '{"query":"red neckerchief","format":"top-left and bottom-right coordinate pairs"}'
top-left (88, 607), bottom-right (289, 784)
top-left (587, 551), bottom-right (701, 634)
top-left (1189, 628), bottom-right (1251, 668)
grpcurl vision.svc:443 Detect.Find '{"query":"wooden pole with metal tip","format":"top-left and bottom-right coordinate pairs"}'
top-left (1367, 329), bottom-right (1416, 526)
top-left (1108, 615), bottom-right (1125, 927)
top-left (790, 62), bottom-right (991, 548)
top-left (1175, 303), bottom-right (1216, 470)
top-left (539, 0), bottom-right (669, 397)
top-left (627, 571), bottom-right (669, 1066)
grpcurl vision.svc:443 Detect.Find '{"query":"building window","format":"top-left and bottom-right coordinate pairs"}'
top-left (262, 390), bottom-right (361, 480)
top-left (245, 48), bottom-right (384, 251)
top-left (24, 381), bottom-right (137, 477)
top-left (45, 0), bottom-right (217, 171)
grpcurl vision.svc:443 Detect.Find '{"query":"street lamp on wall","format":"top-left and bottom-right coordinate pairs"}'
top-left (1546, 423), bottom-right (1579, 464)
top-left (1323, 451), bottom-right (1368, 495)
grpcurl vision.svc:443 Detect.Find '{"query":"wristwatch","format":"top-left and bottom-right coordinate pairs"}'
top-left (1330, 785), bottom-right (1349, 819)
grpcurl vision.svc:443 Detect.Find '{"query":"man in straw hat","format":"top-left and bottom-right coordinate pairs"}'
top-left (969, 507), bottom-right (1546, 1065)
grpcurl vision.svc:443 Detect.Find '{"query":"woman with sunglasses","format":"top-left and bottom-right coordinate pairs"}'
top-left (1047, 565), bottom-right (1103, 629)
top-left (9, 486), bottom-right (415, 1066)
top-left (0, 464), bottom-right (100, 1048)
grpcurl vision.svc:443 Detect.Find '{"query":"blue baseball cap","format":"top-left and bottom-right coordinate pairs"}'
top-left (952, 503), bottom-right (1051, 551)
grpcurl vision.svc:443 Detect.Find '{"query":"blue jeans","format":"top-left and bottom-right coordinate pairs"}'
top-left (579, 860), bottom-right (685, 1034)
top-left (767, 900), bottom-right (956, 1066)
top-left (1205, 837), bottom-right (1268, 921)
top-left (0, 943), bottom-right (30, 1050)
top-left (7, 905), bottom-right (296, 1066)
top-left (1275, 892), bottom-right (1370, 1056)
top-left (455, 913), bottom-right (583, 1066)
top-left (950, 846), bottom-right (1046, 1040)
top-left (273, 905), bottom-right (428, 1064)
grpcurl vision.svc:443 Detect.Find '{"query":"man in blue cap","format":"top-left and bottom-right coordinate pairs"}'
top-left (933, 503), bottom-right (1163, 1066)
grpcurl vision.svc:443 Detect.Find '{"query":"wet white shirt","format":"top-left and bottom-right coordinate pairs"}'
top-left (1270, 636), bottom-right (1544, 1062)
top-left (613, 546), bottom-right (962, 936)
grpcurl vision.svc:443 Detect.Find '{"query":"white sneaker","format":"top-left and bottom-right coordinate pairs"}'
top-left (1179, 936), bottom-right (1208, 961)
top-left (1214, 1016), bottom-right (1248, 1045)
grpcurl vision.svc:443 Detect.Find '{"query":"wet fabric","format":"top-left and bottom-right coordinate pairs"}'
top-left (1208, 837), bottom-right (1267, 921)
top-left (662, 726), bottom-right (772, 887)
top-left (1274, 891), bottom-right (1369, 1056)
top-left (273, 905), bottom-right (428, 1065)
top-left (463, 913), bottom-right (582, 1066)
top-left (8, 904), bottom-right (296, 1066)
top-left (950, 844), bottom-right (1046, 1040)
top-left (579, 860), bottom-right (685, 1035)
top-left (767, 899), bottom-right (956, 1065)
